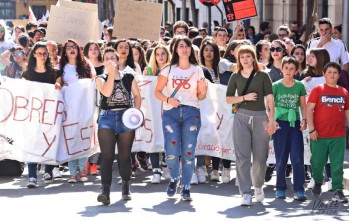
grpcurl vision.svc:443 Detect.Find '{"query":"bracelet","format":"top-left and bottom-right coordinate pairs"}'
top-left (309, 129), bottom-right (316, 134)
top-left (166, 97), bottom-right (169, 103)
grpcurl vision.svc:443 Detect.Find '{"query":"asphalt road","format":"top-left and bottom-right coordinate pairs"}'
top-left (1, 160), bottom-right (349, 221)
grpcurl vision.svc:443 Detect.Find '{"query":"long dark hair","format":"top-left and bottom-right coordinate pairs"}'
top-left (83, 41), bottom-right (103, 63)
top-left (267, 39), bottom-right (288, 69)
top-left (113, 39), bottom-right (136, 70)
top-left (59, 39), bottom-right (91, 79)
top-left (200, 39), bottom-right (220, 78)
top-left (26, 42), bottom-right (55, 77)
top-left (131, 41), bottom-right (147, 71)
top-left (170, 36), bottom-right (198, 66)
top-left (290, 44), bottom-right (306, 70)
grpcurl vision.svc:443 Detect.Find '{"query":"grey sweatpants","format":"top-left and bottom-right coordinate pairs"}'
top-left (233, 109), bottom-right (269, 194)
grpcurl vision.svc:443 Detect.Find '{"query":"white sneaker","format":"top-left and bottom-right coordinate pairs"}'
top-left (162, 167), bottom-right (171, 180)
top-left (327, 178), bottom-right (332, 191)
top-left (221, 168), bottom-right (231, 183)
top-left (201, 166), bottom-right (208, 177)
top-left (197, 167), bottom-right (207, 183)
top-left (190, 172), bottom-right (198, 185)
top-left (307, 178), bottom-right (315, 189)
top-left (52, 167), bottom-right (62, 178)
top-left (241, 194), bottom-right (252, 206)
top-left (39, 164), bottom-right (45, 175)
top-left (254, 187), bottom-right (264, 202)
top-left (151, 169), bottom-right (161, 184)
top-left (210, 170), bottom-right (220, 181)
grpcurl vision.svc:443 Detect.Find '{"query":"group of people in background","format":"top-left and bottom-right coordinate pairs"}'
top-left (0, 14), bottom-right (348, 206)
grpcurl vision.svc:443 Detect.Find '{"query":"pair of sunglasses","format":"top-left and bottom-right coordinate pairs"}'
top-left (13, 51), bottom-right (24, 57)
top-left (270, 47), bottom-right (283, 52)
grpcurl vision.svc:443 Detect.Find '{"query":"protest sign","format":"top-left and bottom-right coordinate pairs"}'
top-left (46, 5), bottom-right (98, 46)
top-left (113, 0), bottom-right (163, 41)
top-left (223, 0), bottom-right (257, 22)
top-left (12, 20), bottom-right (29, 28)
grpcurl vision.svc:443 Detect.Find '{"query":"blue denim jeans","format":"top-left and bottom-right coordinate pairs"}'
top-left (27, 163), bottom-right (54, 179)
top-left (273, 120), bottom-right (305, 192)
top-left (98, 109), bottom-right (134, 134)
top-left (162, 105), bottom-right (201, 189)
top-left (68, 157), bottom-right (88, 176)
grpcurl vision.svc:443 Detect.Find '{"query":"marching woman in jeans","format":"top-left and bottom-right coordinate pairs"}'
top-left (154, 36), bottom-right (208, 201)
top-left (226, 45), bottom-right (276, 206)
top-left (96, 47), bottom-right (141, 205)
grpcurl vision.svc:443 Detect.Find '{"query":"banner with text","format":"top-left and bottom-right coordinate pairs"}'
top-left (0, 76), bottom-right (311, 164)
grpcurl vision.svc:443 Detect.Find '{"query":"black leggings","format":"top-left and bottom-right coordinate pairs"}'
top-left (98, 128), bottom-right (135, 186)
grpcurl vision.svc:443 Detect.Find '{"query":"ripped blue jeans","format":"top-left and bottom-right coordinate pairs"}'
top-left (162, 105), bottom-right (201, 189)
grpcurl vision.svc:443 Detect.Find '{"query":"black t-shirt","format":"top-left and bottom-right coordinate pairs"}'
top-left (22, 70), bottom-right (57, 84)
top-left (98, 73), bottom-right (134, 110)
top-left (95, 65), bottom-right (105, 76)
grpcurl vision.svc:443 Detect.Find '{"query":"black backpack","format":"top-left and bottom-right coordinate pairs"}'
top-left (0, 160), bottom-right (25, 176)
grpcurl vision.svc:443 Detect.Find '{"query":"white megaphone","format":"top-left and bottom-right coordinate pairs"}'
top-left (122, 108), bottom-right (144, 130)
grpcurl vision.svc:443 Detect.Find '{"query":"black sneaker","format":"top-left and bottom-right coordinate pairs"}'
top-left (43, 173), bottom-right (53, 184)
top-left (332, 190), bottom-right (348, 203)
top-left (166, 180), bottom-right (178, 197)
top-left (136, 153), bottom-right (148, 172)
top-left (312, 183), bottom-right (322, 198)
top-left (181, 188), bottom-right (192, 201)
top-left (286, 165), bottom-right (292, 178)
top-left (265, 165), bottom-right (274, 182)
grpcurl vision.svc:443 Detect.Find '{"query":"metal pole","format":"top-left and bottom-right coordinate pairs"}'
top-left (343, 0), bottom-right (349, 47)
top-left (208, 6), bottom-right (212, 36)
top-left (181, 0), bottom-right (186, 21)
top-left (259, 0), bottom-right (263, 24)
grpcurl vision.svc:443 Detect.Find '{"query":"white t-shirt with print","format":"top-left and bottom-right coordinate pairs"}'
top-left (160, 64), bottom-right (205, 110)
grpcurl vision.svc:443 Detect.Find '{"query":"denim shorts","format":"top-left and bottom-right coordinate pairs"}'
top-left (98, 109), bottom-right (134, 134)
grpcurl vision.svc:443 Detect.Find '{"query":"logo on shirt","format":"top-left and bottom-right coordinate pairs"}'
top-left (320, 95), bottom-right (345, 111)
top-left (320, 95), bottom-right (345, 104)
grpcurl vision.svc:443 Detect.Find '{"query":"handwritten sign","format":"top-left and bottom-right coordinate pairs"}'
top-left (58, 0), bottom-right (97, 12)
top-left (12, 20), bottom-right (29, 28)
top-left (46, 5), bottom-right (98, 46)
top-left (113, 0), bottom-right (163, 41)
top-left (223, 0), bottom-right (257, 22)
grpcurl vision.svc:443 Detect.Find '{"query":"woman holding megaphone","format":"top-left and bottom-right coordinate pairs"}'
top-left (95, 47), bottom-right (142, 205)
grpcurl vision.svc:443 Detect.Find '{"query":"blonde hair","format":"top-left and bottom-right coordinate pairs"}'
top-left (147, 45), bottom-right (171, 76)
top-left (236, 45), bottom-right (261, 72)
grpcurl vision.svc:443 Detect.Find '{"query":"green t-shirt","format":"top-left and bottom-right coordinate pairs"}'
top-left (273, 79), bottom-right (306, 124)
top-left (226, 71), bottom-right (273, 111)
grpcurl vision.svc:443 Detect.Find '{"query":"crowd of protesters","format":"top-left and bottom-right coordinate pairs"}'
top-left (0, 15), bottom-right (348, 206)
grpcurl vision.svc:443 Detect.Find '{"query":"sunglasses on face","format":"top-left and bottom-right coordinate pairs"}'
top-left (66, 45), bottom-right (78, 50)
top-left (13, 51), bottom-right (24, 57)
top-left (0, 29), bottom-right (5, 33)
top-left (270, 47), bottom-right (283, 52)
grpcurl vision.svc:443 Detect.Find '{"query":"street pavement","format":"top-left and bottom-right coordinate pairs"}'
top-left (1, 155), bottom-right (349, 221)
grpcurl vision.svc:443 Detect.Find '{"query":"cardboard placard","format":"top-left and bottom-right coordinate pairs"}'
top-left (223, 0), bottom-right (257, 22)
top-left (57, 0), bottom-right (97, 12)
top-left (12, 20), bottom-right (29, 28)
top-left (113, 0), bottom-right (163, 41)
top-left (45, 5), bottom-right (98, 46)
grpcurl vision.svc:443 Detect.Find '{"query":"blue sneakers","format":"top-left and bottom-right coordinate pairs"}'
top-left (181, 188), bottom-right (192, 201)
top-left (275, 190), bottom-right (286, 199)
top-left (166, 180), bottom-right (178, 197)
top-left (294, 191), bottom-right (307, 201)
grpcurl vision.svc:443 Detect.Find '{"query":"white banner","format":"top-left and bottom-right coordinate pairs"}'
top-left (0, 76), bottom-right (311, 164)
